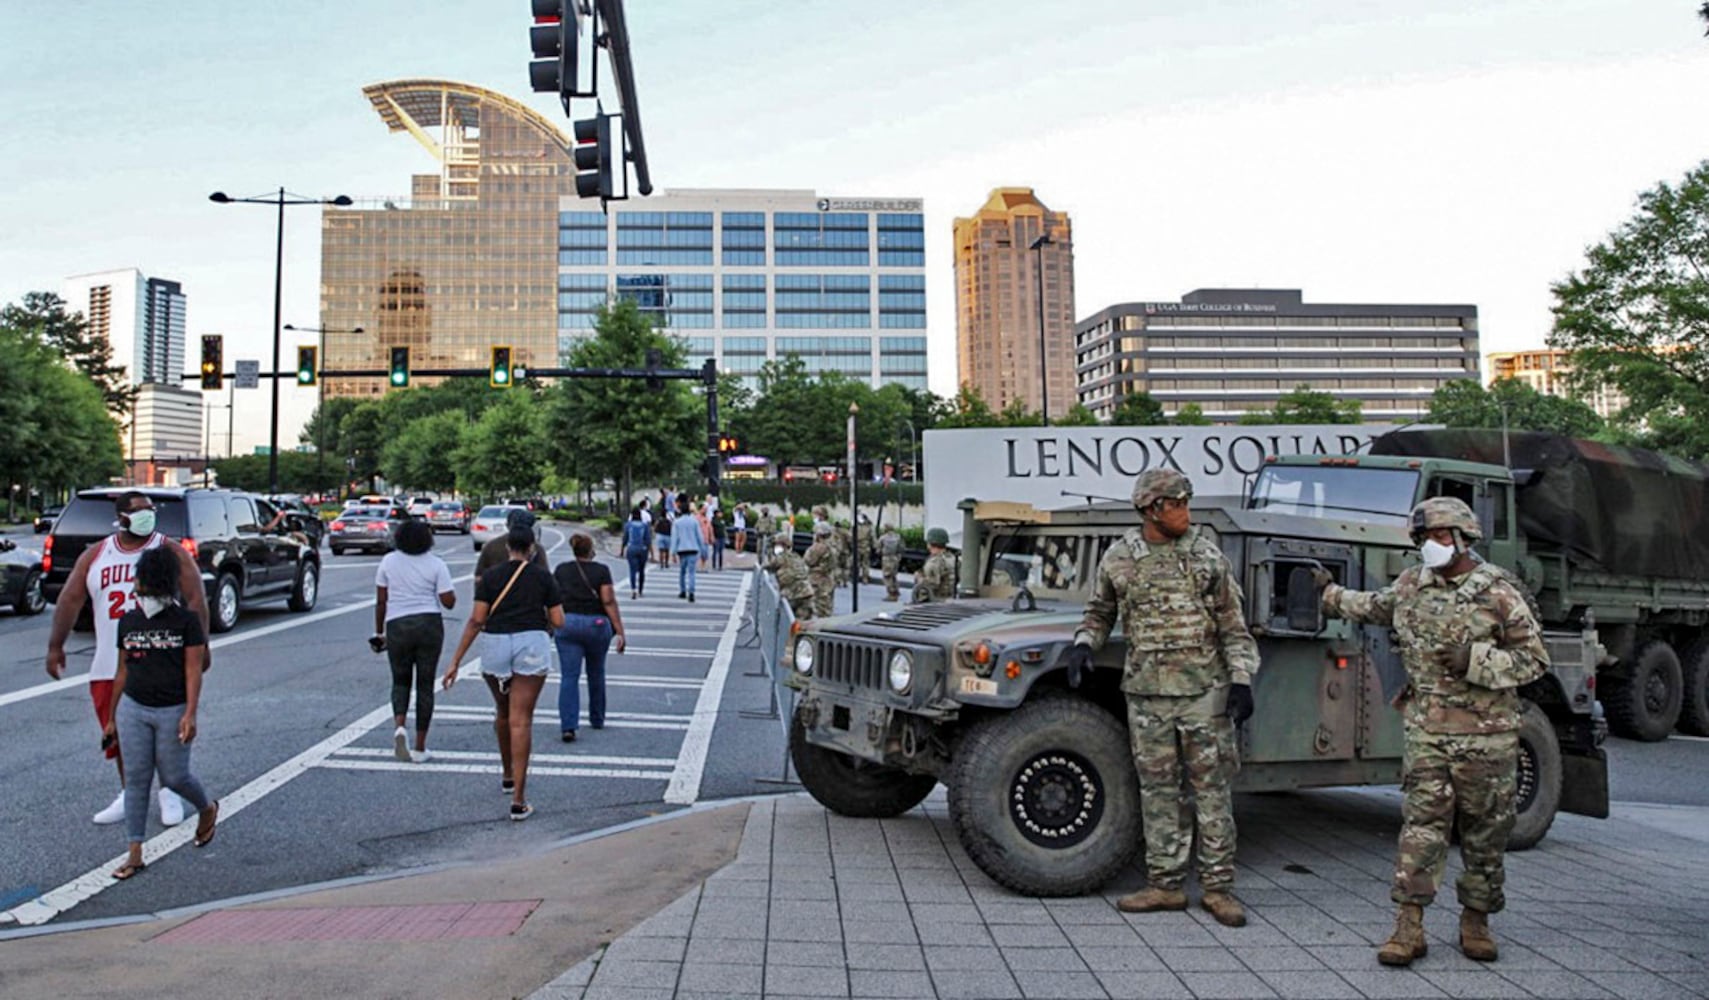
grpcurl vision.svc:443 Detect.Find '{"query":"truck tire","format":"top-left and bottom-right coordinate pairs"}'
top-left (287, 560), bottom-right (319, 612)
top-left (1678, 639), bottom-right (1709, 737)
top-left (946, 693), bottom-right (1141, 897)
top-left (1507, 700), bottom-right (1561, 851)
top-left (1604, 640), bottom-right (1683, 742)
top-left (789, 710), bottom-right (936, 818)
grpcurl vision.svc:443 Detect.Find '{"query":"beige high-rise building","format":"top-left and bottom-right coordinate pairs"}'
top-left (1487, 348), bottom-right (1624, 418)
top-left (953, 188), bottom-right (1075, 419)
top-left (318, 80), bottom-right (583, 398)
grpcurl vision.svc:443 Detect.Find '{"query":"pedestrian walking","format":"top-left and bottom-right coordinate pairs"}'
top-left (804, 522), bottom-right (838, 619)
top-left (622, 506), bottom-right (652, 599)
top-left (653, 506), bottom-right (674, 569)
top-left (765, 538), bottom-right (816, 621)
top-left (46, 491), bottom-right (208, 827)
top-left (475, 507), bottom-right (547, 580)
top-left (754, 507), bottom-right (775, 566)
top-left (913, 528), bottom-right (958, 603)
top-left (372, 518), bottom-right (455, 763)
top-left (671, 497), bottom-right (708, 601)
top-left (106, 546), bottom-right (220, 880)
top-left (1063, 469), bottom-right (1260, 927)
top-left (1315, 497), bottom-right (1547, 966)
top-left (879, 524), bottom-right (904, 602)
top-left (552, 533), bottom-right (627, 742)
top-left (711, 508), bottom-right (727, 571)
top-left (444, 527), bottom-right (564, 822)
top-left (732, 504), bottom-right (748, 558)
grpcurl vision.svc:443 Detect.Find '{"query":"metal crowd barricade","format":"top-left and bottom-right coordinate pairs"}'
top-left (746, 567), bottom-right (798, 784)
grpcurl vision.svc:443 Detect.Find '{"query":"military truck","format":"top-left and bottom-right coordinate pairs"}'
top-left (782, 451), bottom-right (1609, 897)
top-left (1364, 429), bottom-right (1709, 742)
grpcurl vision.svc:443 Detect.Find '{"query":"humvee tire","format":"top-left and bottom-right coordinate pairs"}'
top-left (790, 710), bottom-right (937, 818)
top-left (946, 693), bottom-right (1141, 897)
top-left (1677, 638), bottom-right (1709, 737)
top-left (1605, 640), bottom-right (1682, 742)
top-left (1508, 700), bottom-right (1561, 851)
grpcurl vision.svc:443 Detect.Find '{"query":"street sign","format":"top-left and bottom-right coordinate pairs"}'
top-left (235, 360), bottom-right (260, 389)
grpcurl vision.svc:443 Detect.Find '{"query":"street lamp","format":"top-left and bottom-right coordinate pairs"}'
top-left (210, 188), bottom-right (353, 493)
top-left (1028, 232), bottom-right (1053, 426)
top-left (285, 323), bottom-right (364, 499)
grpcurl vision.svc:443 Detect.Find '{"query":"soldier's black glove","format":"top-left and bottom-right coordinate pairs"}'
top-left (1225, 683), bottom-right (1254, 725)
top-left (1062, 642), bottom-right (1095, 689)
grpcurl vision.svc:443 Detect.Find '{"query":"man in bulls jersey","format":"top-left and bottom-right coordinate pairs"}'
top-left (46, 492), bottom-right (208, 825)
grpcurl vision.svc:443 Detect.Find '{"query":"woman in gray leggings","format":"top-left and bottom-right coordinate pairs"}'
top-left (105, 546), bottom-right (218, 879)
top-left (373, 518), bottom-right (456, 762)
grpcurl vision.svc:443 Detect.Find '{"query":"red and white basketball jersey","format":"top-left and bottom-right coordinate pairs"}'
top-left (85, 533), bottom-right (163, 681)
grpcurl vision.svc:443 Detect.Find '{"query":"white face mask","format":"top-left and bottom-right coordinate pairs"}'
top-left (1420, 539), bottom-right (1457, 569)
top-left (123, 509), bottom-right (157, 537)
top-left (773, 546), bottom-right (785, 555)
top-left (139, 595), bottom-right (172, 618)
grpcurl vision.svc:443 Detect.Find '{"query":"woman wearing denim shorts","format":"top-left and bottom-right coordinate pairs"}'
top-left (445, 527), bottom-right (564, 821)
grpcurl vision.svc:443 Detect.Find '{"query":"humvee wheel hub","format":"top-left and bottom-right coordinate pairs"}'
top-left (1009, 750), bottom-right (1104, 849)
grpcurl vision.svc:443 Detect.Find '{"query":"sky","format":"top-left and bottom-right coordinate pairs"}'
top-left (2, 0), bottom-right (1706, 453)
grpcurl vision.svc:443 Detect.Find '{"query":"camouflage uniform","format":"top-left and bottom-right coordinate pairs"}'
top-left (1322, 552), bottom-right (1546, 915)
top-left (836, 526), bottom-right (853, 588)
top-left (803, 527), bottom-right (838, 619)
top-left (915, 528), bottom-right (957, 603)
top-left (754, 511), bottom-right (775, 566)
top-left (766, 548), bottom-right (816, 621)
top-left (1074, 522), bottom-right (1259, 895)
top-left (879, 528), bottom-right (904, 601)
top-left (856, 524), bottom-right (875, 584)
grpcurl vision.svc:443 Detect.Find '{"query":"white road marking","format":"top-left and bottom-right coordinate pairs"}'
top-left (1668, 734), bottom-right (1709, 743)
top-left (432, 707), bottom-right (689, 731)
top-left (327, 747), bottom-right (677, 767)
top-left (619, 647), bottom-right (714, 659)
top-left (665, 571), bottom-right (751, 805)
top-left (314, 759), bottom-right (672, 781)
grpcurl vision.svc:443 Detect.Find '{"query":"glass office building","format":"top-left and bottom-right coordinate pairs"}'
top-left (557, 189), bottom-right (929, 390)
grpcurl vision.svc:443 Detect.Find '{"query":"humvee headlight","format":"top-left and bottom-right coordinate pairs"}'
top-left (793, 636), bottom-right (815, 674)
top-left (887, 650), bottom-right (914, 693)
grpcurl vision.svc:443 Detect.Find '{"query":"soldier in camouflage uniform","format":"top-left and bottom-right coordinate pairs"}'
top-left (765, 535), bottom-right (816, 621)
top-left (754, 508), bottom-right (775, 567)
top-left (803, 522), bottom-right (839, 619)
top-left (913, 527), bottom-right (958, 603)
top-left (855, 514), bottom-right (875, 584)
top-left (1065, 469), bottom-right (1260, 928)
top-left (1316, 496), bottom-right (1547, 966)
top-left (878, 525), bottom-right (904, 602)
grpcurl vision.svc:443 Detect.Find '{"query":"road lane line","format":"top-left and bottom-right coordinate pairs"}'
top-left (665, 571), bottom-right (751, 805)
top-left (327, 747), bottom-right (677, 767)
top-left (314, 759), bottom-right (672, 781)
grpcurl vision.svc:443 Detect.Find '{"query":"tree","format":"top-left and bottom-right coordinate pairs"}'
top-left (542, 301), bottom-right (698, 506)
top-left (1057, 402), bottom-right (1100, 426)
top-left (0, 303), bottom-right (123, 516)
top-left (935, 384), bottom-right (1001, 429)
top-left (1239, 384), bottom-right (1362, 424)
top-left (299, 396), bottom-right (360, 458)
top-left (382, 411), bottom-right (466, 495)
top-left (1171, 403), bottom-right (1213, 426)
top-left (1109, 391), bottom-right (1167, 426)
top-left (0, 291), bottom-right (136, 418)
top-left (1425, 378), bottom-right (1604, 439)
top-left (456, 392), bottom-right (548, 498)
top-left (1549, 160), bottom-right (1709, 457)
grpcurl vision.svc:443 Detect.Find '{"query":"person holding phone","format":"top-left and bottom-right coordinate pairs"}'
top-left (372, 518), bottom-right (456, 763)
top-left (106, 546), bottom-right (219, 879)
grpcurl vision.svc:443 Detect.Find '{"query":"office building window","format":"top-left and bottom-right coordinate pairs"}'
top-left (721, 212), bottom-right (766, 267)
top-left (722, 273), bottom-right (767, 328)
top-left (615, 211), bottom-right (713, 266)
top-left (616, 273), bottom-right (714, 330)
top-left (774, 212), bottom-right (870, 267)
top-left (775, 274), bottom-right (871, 328)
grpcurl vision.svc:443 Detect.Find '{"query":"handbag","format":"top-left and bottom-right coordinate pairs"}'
top-left (481, 560), bottom-right (530, 631)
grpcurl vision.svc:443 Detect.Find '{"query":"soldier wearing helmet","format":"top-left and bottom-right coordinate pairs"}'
top-left (1066, 469), bottom-right (1260, 927)
top-left (803, 521), bottom-right (839, 619)
top-left (1314, 494), bottom-right (1548, 968)
top-left (913, 527), bottom-right (957, 604)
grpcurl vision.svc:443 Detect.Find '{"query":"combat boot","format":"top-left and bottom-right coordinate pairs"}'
top-left (1200, 891), bottom-right (1247, 927)
top-left (1377, 903), bottom-right (1427, 966)
top-left (1459, 907), bottom-right (1498, 961)
top-left (1116, 886), bottom-right (1188, 913)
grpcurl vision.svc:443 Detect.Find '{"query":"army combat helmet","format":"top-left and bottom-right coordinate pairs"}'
top-left (925, 527), bottom-right (950, 547)
top-left (1132, 469), bottom-right (1193, 510)
top-left (1409, 496), bottom-right (1481, 543)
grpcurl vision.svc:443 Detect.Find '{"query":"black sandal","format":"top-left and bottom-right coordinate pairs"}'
top-left (112, 860), bottom-right (147, 880)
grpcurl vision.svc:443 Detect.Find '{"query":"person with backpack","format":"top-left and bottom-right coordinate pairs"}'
top-left (622, 506), bottom-right (653, 599)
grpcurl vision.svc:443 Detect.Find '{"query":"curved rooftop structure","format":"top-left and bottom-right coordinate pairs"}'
top-left (362, 79), bottom-right (570, 168)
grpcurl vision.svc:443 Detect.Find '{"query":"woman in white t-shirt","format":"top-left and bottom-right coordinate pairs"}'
top-left (372, 518), bottom-right (456, 762)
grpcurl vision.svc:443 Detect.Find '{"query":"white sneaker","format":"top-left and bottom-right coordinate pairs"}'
top-left (393, 726), bottom-right (410, 762)
top-left (159, 788), bottom-right (186, 826)
top-left (410, 748), bottom-right (432, 763)
top-left (93, 790), bottom-right (126, 825)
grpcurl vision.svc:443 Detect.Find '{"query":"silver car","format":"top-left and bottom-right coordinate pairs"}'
top-left (470, 504), bottom-right (526, 552)
top-left (330, 506), bottom-right (403, 556)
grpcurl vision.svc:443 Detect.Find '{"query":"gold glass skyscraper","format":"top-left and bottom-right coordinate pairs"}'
top-left (318, 79), bottom-right (580, 398)
top-left (953, 188), bottom-right (1075, 419)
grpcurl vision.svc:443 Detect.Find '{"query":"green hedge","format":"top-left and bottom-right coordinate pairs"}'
top-left (722, 481), bottom-right (922, 509)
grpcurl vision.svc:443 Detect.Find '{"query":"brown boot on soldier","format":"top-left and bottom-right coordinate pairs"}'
top-left (1116, 886), bottom-right (1187, 913)
top-left (1200, 890), bottom-right (1247, 928)
top-left (1459, 907), bottom-right (1498, 961)
top-left (1377, 903), bottom-right (1428, 966)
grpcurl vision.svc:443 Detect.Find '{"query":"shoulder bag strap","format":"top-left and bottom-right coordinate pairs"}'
top-left (483, 560), bottom-right (531, 627)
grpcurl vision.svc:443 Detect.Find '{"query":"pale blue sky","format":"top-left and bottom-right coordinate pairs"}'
top-left (2, 1), bottom-right (1704, 449)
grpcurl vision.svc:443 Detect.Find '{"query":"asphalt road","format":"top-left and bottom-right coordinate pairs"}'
top-left (0, 525), bottom-right (793, 928)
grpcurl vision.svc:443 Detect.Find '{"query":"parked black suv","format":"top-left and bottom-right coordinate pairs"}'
top-left (43, 487), bottom-right (321, 633)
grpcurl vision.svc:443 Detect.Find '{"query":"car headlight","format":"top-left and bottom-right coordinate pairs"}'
top-left (793, 636), bottom-right (815, 674)
top-left (888, 649), bottom-right (914, 693)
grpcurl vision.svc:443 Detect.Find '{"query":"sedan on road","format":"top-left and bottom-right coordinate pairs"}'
top-left (427, 501), bottom-right (471, 534)
top-left (469, 504), bottom-right (526, 551)
top-left (0, 537), bottom-right (45, 615)
top-left (329, 507), bottom-right (403, 555)
top-left (34, 506), bottom-right (63, 534)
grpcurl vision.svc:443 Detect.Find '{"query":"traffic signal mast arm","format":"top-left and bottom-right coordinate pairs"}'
top-left (182, 364), bottom-right (711, 381)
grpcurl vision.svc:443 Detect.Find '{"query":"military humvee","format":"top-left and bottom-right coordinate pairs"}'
top-left (782, 465), bottom-right (1608, 897)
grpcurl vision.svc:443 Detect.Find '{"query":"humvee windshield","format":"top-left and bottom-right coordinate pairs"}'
top-left (1249, 465), bottom-right (1417, 524)
top-left (983, 531), bottom-right (1098, 595)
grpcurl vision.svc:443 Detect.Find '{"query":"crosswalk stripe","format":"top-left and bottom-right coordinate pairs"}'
top-left (314, 759), bottom-right (672, 781)
top-left (328, 747), bottom-right (677, 767)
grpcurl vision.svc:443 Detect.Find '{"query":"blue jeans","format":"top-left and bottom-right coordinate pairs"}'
top-left (625, 545), bottom-right (649, 594)
top-left (116, 694), bottom-right (211, 843)
top-left (713, 536), bottom-right (725, 569)
top-left (677, 551), bottom-right (699, 595)
top-left (555, 614), bottom-right (613, 732)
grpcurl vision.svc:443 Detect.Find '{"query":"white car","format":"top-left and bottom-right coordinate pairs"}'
top-left (470, 505), bottom-right (527, 551)
top-left (407, 496), bottom-right (434, 517)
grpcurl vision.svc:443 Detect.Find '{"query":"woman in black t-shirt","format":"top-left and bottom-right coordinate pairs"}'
top-left (551, 532), bottom-right (627, 741)
top-left (106, 547), bottom-right (219, 879)
top-left (445, 528), bottom-right (564, 821)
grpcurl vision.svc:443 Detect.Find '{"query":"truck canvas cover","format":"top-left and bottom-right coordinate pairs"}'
top-left (1371, 429), bottom-right (1709, 582)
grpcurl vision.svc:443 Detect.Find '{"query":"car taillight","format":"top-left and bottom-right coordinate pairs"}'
top-left (331, 521), bottom-right (345, 531)
top-left (42, 535), bottom-right (52, 574)
top-left (369, 523), bottom-right (388, 533)
top-left (178, 538), bottom-right (198, 560)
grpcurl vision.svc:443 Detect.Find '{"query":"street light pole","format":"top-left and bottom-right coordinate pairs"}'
top-left (210, 188), bottom-right (353, 494)
top-left (1029, 232), bottom-right (1053, 426)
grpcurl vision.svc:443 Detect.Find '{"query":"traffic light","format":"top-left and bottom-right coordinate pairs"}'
top-left (717, 432), bottom-right (739, 454)
top-left (388, 346), bottom-right (410, 388)
top-left (490, 345), bottom-right (514, 388)
top-left (528, 0), bottom-right (580, 112)
top-left (644, 347), bottom-right (663, 391)
top-left (199, 335), bottom-right (223, 391)
top-left (296, 345), bottom-right (317, 386)
top-left (572, 112), bottom-right (619, 200)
